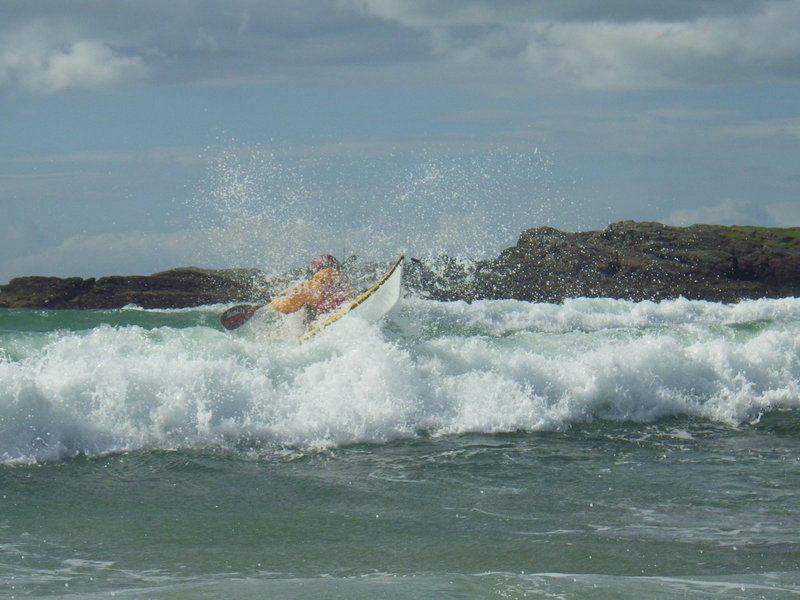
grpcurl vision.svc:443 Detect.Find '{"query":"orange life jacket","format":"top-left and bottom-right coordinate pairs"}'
top-left (270, 268), bottom-right (351, 315)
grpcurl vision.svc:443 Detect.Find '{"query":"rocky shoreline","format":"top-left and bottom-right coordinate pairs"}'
top-left (2, 221), bottom-right (799, 310)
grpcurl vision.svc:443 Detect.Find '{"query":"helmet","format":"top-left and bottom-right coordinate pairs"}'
top-left (309, 254), bottom-right (340, 273)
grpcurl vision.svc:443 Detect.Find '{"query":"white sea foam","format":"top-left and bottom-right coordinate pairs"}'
top-left (1, 297), bottom-right (799, 463)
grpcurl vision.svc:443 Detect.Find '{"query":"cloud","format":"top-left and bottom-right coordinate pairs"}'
top-left (1, 231), bottom-right (202, 279)
top-left (663, 198), bottom-right (760, 227)
top-left (2, 1), bottom-right (800, 95)
top-left (0, 23), bottom-right (149, 94)
top-left (9, 145), bottom-right (207, 168)
top-left (351, 0), bottom-right (800, 91)
top-left (344, 0), bottom-right (771, 26)
top-left (664, 198), bottom-right (800, 228)
top-left (764, 202), bottom-right (800, 226)
top-left (721, 118), bottom-right (800, 140)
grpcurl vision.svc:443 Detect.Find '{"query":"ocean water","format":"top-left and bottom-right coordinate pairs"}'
top-left (1, 296), bottom-right (799, 599)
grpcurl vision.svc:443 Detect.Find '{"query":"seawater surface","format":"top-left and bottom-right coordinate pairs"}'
top-left (1, 297), bottom-right (799, 599)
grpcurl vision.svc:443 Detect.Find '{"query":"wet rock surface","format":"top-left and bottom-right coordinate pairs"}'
top-left (406, 221), bottom-right (800, 303)
top-left (3, 222), bottom-right (799, 309)
top-left (0, 268), bottom-right (262, 309)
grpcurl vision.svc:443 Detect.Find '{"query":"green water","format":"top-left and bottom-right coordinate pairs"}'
top-left (2, 299), bottom-right (800, 598)
top-left (4, 426), bottom-right (800, 599)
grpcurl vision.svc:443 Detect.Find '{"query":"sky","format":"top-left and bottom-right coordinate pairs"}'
top-left (1, 0), bottom-right (799, 282)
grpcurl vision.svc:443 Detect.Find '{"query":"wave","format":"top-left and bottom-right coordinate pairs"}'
top-left (1, 297), bottom-right (799, 463)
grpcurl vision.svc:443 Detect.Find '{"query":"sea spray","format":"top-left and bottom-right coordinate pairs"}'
top-left (191, 144), bottom-right (314, 274)
top-left (2, 296), bottom-right (799, 464)
top-left (188, 143), bottom-right (568, 274)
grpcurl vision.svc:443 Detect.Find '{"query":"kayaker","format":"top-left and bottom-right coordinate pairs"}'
top-left (270, 254), bottom-right (351, 320)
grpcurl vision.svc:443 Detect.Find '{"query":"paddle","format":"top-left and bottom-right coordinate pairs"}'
top-left (220, 303), bottom-right (266, 330)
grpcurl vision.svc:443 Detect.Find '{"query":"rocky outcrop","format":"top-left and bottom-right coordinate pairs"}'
top-left (2, 222), bottom-right (799, 309)
top-left (406, 221), bottom-right (800, 303)
top-left (0, 267), bottom-right (263, 309)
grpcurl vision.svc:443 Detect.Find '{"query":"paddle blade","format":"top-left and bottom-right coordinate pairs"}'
top-left (220, 304), bottom-right (263, 330)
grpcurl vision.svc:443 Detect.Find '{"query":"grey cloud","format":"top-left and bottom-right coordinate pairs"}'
top-left (352, 0), bottom-right (800, 90)
top-left (0, 19), bottom-right (149, 94)
top-left (347, 0), bottom-right (774, 25)
top-left (663, 198), bottom-right (760, 227)
top-left (1, 0), bottom-right (799, 94)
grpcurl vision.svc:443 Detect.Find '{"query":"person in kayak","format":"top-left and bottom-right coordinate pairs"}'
top-left (270, 254), bottom-right (351, 320)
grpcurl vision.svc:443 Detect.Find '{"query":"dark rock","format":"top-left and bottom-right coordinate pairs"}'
top-left (2, 222), bottom-right (799, 309)
top-left (404, 256), bottom-right (479, 302)
top-left (0, 276), bottom-right (96, 308)
top-left (467, 221), bottom-right (800, 303)
top-left (0, 267), bottom-right (262, 309)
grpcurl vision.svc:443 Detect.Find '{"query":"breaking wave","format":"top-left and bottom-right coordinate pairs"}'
top-left (1, 296), bottom-right (799, 463)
